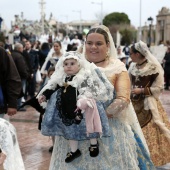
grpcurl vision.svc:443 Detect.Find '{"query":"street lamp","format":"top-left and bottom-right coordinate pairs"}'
top-left (139, 0), bottom-right (142, 40)
top-left (91, 0), bottom-right (103, 25)
top-left (147, 16), bottom-right (153, 46)
top-left (72, 10), bottom-right (82, 33)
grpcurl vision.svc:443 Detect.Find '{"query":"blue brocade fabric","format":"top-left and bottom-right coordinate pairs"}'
top-left (41, 90), bottom-right (110, 140)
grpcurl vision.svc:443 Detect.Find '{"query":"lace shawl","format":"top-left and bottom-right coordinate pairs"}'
top-left (0, 118), bottom-right (25, 170)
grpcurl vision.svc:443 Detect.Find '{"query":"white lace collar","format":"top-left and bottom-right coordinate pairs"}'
top-left (130, 62), bottom-right (159, 77)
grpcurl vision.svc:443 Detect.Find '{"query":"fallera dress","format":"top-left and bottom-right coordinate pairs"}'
top-left (129, 61), bottom-right (170, 166)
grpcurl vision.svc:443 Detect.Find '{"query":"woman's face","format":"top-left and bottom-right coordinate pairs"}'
top-left (54, 43), bottom-right (61, 52)
top-left (130, 48), bottom-right (138, 63)
top-left (85, 33), bottom-right (109, 63)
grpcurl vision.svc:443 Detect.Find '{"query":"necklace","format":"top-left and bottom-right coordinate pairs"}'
top-left (135, 60), bottom-right (147, 82)
top-left (87, 58), bottom-right (106, 64)
top-left (63, 76), bottom-right (72, 93)
top-left (94, 59), bottom-right (106, 64)
top-left (136, 60), bottom-right (147, 67)
top-left (63, 82), bottom-right (69, 93)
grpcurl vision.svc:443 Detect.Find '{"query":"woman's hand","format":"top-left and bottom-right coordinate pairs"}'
top-left (106, 110), bottom-right (113, 119)
top-left (38, 95), bottom-right (46, 103)
top-left (131, 88), bottom-right (143, 95)
top-left (0, 152), bottom-right (6, 165)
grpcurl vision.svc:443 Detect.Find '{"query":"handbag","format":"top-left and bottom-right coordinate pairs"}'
top-left (36, 69), bottom-right (42, 83)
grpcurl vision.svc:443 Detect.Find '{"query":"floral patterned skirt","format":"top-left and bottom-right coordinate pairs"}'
top-left (135, 99), bottom-right (170, 166)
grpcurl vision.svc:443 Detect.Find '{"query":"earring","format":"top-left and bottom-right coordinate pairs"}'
top-left (106, 51), bottom-right (110, 58)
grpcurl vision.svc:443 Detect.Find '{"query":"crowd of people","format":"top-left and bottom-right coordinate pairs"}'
top-left (0, 24), bottom-right (170, 170)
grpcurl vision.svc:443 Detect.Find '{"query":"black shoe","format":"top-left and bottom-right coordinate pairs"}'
top-left (65, 149), bottom-right (81, 163)
top-left (49, 146), bottom-right (53, 153)
top-left (89, 142), bottom-right (99, 157)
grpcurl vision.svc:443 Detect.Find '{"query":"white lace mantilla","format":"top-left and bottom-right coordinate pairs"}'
top-left (0, 119), bottom-right (25, 170)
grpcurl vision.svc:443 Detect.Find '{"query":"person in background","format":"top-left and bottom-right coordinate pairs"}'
top-left (40, 41), bottom-right (63, 87)
top-left (129, 41), bottom-right (170, 167)
top-left (162, 46), bottom-right (170, 90)
top-left (49, 25), bottom-right (155, 170)
top-left (62, 35), bottom-right (71, 52)
top-left (38, 42), bottom-right (51, 70)
top-left (44, 66), bottom-right (55, 153)
top-left (123, 43), bottom-right (130, 57)
top-left (23, 41), bottom-right (39, 99)
top-left (0, 46), bottom-right (21, 119)
top-left (70, 35), bottom-right (81, 50)
top-left (11, 43), bottom-right (29, 111)
top-left (117, 46), bottom-right (126, 59)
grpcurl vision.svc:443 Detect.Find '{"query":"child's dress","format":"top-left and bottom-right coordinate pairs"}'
top-left (41, 70), bottom-right (113, 140)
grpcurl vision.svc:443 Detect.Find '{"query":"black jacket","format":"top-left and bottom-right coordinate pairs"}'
top-left (11, 50), bottom-right (29, 79)
top-left (0, 47), bottom-right (21, 114)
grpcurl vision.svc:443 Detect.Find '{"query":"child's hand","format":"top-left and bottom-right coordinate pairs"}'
top-left (74, 107), bottom-right (80, 112)
top-left (38, 95), bottom-right (46, 103)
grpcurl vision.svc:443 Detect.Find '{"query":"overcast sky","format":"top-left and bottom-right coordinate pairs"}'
top-left (0, 0), bottom-right (170, 29)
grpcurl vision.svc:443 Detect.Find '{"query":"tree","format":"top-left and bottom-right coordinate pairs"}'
top-left (103, 12), bottom-right (130, 27)
top-left (120, 28), bottom-right (135, 45)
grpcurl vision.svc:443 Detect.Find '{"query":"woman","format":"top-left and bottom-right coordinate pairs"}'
top-left (40, 41), bottom-right (63, 87)
top-left (129, 41), bottom-right (170, 167)
top-left (40, 41), bottom-right (63, 76)
top-left (38, 42), bottom-right (51, 69)
top-left (48, 25), bottom-right (155, 169)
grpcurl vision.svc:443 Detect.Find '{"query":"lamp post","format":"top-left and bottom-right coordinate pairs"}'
top-left (139, 0), bottom-right (142, 40)
top-left (91, 0), bottom-right (103, 25)
top-left (39, 0), bottom-right (46, 34)
top-left (147, 16), bottom-right (153, 46)
top-left (72, 10), bottom-right (82, 33)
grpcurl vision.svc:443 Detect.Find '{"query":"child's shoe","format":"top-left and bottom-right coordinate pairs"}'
top-left (65, 149), bottom-right (81, 163)
top-left (89, 142), bottom-right (99, 157)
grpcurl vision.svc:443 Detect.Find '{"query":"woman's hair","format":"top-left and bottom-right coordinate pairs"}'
top-left (131, 44), bottom-right (145, 58)
top-left (47, 66), bottom-right (55, 75)
top-left (41, 42), bottom-right (50, 50)
top-left (53, 41), bottom-right (62, 47)
top-left (86, 28), bottom-right (109, 44)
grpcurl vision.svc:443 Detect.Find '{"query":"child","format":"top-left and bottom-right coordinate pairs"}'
top-left (37, 51), bottom-right (114, 163)
top-left (43, 67), bottom-right (55, 153)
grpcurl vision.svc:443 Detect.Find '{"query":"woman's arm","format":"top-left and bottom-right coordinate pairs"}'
top-left (106, 71), bottom-right (131, 118)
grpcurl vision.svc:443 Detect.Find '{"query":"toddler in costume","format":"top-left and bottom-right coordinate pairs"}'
top-left (37, 51), bottom-right (114, 163)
